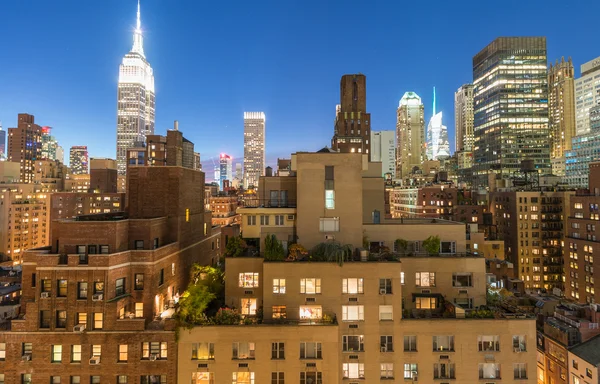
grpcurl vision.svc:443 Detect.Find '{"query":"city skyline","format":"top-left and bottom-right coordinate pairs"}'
top-left (1, 0), bottom-right (599, 180)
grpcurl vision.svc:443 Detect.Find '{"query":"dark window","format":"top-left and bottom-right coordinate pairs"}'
top-left (135, 274), bottom-right (144, 290)
top-left (99, 245), bottom-right (109, 254)
top-left (140, 376), bottom-right (166, 384)
top-left (159, 269), bottom-right (164, 286)
top-left (135, 240), bottom-right (144, 250)
top-left (22, 342), bottom-right (32, 357)
top-left (40, 310), bottom-right (51, 328)
top-left (115, 278), bottom-right (126, 297)
top-left (87, 245), bottom-right (97, 254)
top-left (31, 273), bottom-right (36, 288)
top-left (77, 282), bottom-right (88, 299)
top-left (153, 238), bottom-right (159, 249)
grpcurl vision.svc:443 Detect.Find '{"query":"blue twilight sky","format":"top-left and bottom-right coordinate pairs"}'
top-left (0, 0), bottom-right (599, 181)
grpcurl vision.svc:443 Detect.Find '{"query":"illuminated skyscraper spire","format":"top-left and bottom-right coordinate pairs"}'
top-left (432, 86), bottom-right (436, 116)
top-left (131, 0), bottom-right (145, 57)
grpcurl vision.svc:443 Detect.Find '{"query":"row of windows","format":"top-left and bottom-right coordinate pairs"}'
top-left (238, 273), bottom-right (474, 291)
top-left (0, 342), bottom-right (167, 363)
top-left (182, 336), bottom-right (526, 362)
top-left (7, 375), bottom-right (166, 384)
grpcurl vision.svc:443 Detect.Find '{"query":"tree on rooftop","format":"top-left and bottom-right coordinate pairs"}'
top-left (312, 241), bottom-right (353, 265)
top-left (264, 234), bottom-right (285, 261)
top-left (422, 235), bottom-right (441, 255)
top-left (394, 239), bottom-right (408, 254)
top-left (224, 236), bottom-right (247, 258)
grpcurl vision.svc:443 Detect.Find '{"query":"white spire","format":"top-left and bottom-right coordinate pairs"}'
top-left (131, 0), bottom-right (145, 57)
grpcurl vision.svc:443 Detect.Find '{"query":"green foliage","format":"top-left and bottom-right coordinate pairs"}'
top-left (175, 284), bottom-right (216, 328)
top-left (213, 308), bottom-right (242, 325)
top-left (174, 264), bottom-right (224, 328)
top-left (224, 236), bottom-right (247, 258)
top-left (422, 235), bottom-right (441, 255)
top-left (466, 308), bottom-right (495, 319)
top-left (486, 285), bottom-right (514, 307)
top-left (394, 238), bottom-right (408, 253)
top-left (264, 234), bottom-right (285, 261)
top-left (362, 230), bottom-right (369, 249)
top-left (312, 242), bottom-right (353, 265)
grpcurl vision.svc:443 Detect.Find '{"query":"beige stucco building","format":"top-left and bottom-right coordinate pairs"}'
top-left (178, 257), bottom-right (537, 383)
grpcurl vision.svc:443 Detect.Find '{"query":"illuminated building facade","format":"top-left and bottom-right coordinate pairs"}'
top-left (0, 122), bottom-right (6, 159)
top-left (116, 0), bottom-right (155, 176)
top-left (396, 92), bottom-right (425, 180)
top-left (7, 113), bottom-right (42, 183)
top-left (454, 84), bottom-right (474, 169)
top-left (575, 56), bottom-right (600, 135)
top-left (565, 105), bottom-right (600, 188)
top-left (548, 57), bottom-right (576, 177)
top-left (331, 74), bottom-right (372, 158)
top-left (472, 37), bottom-right (550, 186)
top-left (370, 131), bottom-right (395, 178)
top-left (40, 126), bottom-right (59, 161)
top-left (69, 146), bottom-right (89, 175)
top-left (243, 112), bottom-right (266, 189)
top-left (219, 154), bottom-right (233, 190)
top-left (426, 88), bottom-right (450, 161)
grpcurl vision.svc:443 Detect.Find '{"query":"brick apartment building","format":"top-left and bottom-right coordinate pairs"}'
top-left (0, 165), bottom-right (220, 383)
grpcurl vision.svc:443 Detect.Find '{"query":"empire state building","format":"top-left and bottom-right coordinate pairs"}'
top-left (116, 0), bottom-right (155, 176)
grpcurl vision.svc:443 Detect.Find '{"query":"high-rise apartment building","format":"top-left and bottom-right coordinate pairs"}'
top-left (40, 126), bottom-right (59, 161)
top-left (566, 105), bottom-right (600, 188)
top-left (0, 184), bottom-right (50, 263)
top-left (116, 1), bottom-right (155, 176)
top-left (370, 131), bottom-right (395, 178)
top-left (219, 154), bottom-right (233, 189)
top-left (7, 113), bottom-right (42, 183)
top-left (548, 57), bottom-right (576, 176)
top-left (0, 122), bottom-right (6, 159)
top-left (396, 92), bottom-right (425, 180)
top-left (454, 84), bottom-right (474, 169)
top-left (89, 158), bottom-right (118, 193)
top-left (69, 146), bottom-right (89, 175)
top-left (243, 112), bottom-right (266, 189)
top-left (331, 74), bottom-right (372, 158)
top-left (473, 37), bottom-right (550, 186)
top-left (490, 190), bottom-right (573, 291)
top-left (575, 56), bottom-right (600, 135)
top-left (566, 162), bottom-right (600, 304)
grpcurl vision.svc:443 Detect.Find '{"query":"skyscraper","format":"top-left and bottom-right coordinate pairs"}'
top-left (40, 126), bottom-right (59, 161)
top-left (219, 154), bottom-right (233, 189)
top-left (331, 74), bottom-right (372, 158)
top-left (243, 112), bottom-right (266, 189)
top-left (55, 146), bottom-right (64, 164)
top-left (7, 113), bottom-right (42, 183)
top-left (69, 146), bottom-right (89, 175)
top-left (426, 87), bottom-right (450, 161)
top-left (396, 92), bottom-right (425, 180)
top-left (116, 0), bottom-right (155, 176)
top-left (454, 84), bottom-right (474, 169)
top-left (472, 37), bottom-right (550, 185)
top-left (0, 122), bottom-right (5, 159)
top-left (575, 56), bottom-right (600, 135)
top-left (548, 57), bottom-right (576, 176)
top-left (370, 131), bottom-right (395, 178)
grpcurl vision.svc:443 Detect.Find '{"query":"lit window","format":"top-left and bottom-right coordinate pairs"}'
top-left (241, 298), bottom-right (257, 316)
top-left (118, 344), bottom-right (128, 362)
top-left (342, 305), bottom-right (364, 321)
top-left (232, 372), bottom-right (254, 384)
top-left (192, 343), bottom-right (214, 360)
top-left (415, 297), bottom-right (437, 309)
top-left (299, 305), bottom-right (322, 320)
top-left (142, 342), bottom-right (168, 360)
top-left (478, 335), bottom-right (500, 351)
top-left (238, 273), bottom-right (259, 288)
top-left (404, 363), bottom-right (418, 379)
top-left (380, 363), bottom-right (394, 379)
top-left (300, 278), bottom-right (321, 294)
top-left (93, 313), bottom-right (103, 330)
top-left (272, 278), bottom-right (286, 294)
top-left (300, 342), bottom-right (322, 359)
top-left (192, 372), bottom-right (214, 384)
top-left (479, 363), bottom-right (501, 379)
top-left (415, 272), bottom-right (436, 287)
top-left (342, 278), bottom-right (364, 294)
top-left (433, 336), bottom-right (455, 351)
top-left (343, 363), bottom-right (365, 379)
top-left (51, 345), bottom-right (62, 363)
top-left (272, 305), bottom-right (287, 319)
top-left (232, 342), bottom-right (255, 359)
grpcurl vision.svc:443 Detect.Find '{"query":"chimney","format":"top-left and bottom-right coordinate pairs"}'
top-left (174, 120), bottom-right (179, 131)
